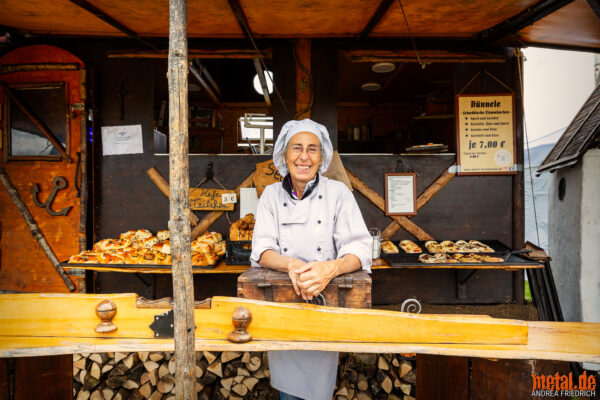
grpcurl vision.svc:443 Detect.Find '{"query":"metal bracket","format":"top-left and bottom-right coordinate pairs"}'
top-left (400, 298), bottom-right (422, 314)
top-left (149, 309), bottom-right (174, 338)
top-left (306, 293), bottom-right (326, 306)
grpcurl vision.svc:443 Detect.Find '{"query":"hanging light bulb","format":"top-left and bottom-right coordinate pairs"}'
top-left (253, 70), bottom-right (274, 94)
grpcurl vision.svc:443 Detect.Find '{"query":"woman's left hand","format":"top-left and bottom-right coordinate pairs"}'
top-left (297, 259), bottom-right (341, 300)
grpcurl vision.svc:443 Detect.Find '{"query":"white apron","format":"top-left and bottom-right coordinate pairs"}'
top-left (251, 175), bottom-right (372, 400)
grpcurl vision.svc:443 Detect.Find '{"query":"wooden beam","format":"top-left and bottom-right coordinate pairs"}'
top-left (587, 0), bottom-right (600, 19)
top-left (195, 61), bottom-right (221, 97)
top-left (227, 0), bottom-right (253, 42)
top-left (381, 167), bottom-right (456, 239)
top-left (479, 0), bottom-right (575, 43)
top-left (345, 168), bottom-right (434, 240)
top-left (191, 171), bottom-right (255, 239)
top-left (167, 0), bottom-right (197, 398)
top-left (0, 168), bottom-right (76, 292)
top-left (145, 166), bottom-right (200, 226)
top-left (294, 39), bottom-right (311, 119)
top-left (107, 49), bottom-right (272, 59)
top-left (0, 82), bottom-right (73, 163)
top-left (69, 0), bottom-right (158, 51)
top-left (253, 58), bottom-right (271, 107)
top-left (360, 0), bottom-right (394, 39)
top-left (188, 62), bottom-right (220, 106)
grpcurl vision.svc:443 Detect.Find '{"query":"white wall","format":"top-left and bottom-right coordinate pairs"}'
top-left (548, 164), bottom-right (582, 322)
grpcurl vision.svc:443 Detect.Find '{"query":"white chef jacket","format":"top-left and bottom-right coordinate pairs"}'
top-left (250, 175), bottom-right (372, 400)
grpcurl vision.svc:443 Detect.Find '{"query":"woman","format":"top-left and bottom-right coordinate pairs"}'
top-left (250, 118), bottom-right (372, 400)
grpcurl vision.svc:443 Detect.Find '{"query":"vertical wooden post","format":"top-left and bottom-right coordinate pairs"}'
top-left (167, 0), bottom-right (197, 399)
top-left (295, 38), bottom-right (311, 119)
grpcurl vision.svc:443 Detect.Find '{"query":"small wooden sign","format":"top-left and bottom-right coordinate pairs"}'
top-left (456, 93), bottom-right (517, 175)
top-left (385, 173), bottom-right (417, 216)
top-left (253, 159), bottom-right (283, 197)
top-left (189, 188), bottom-right (235, 211)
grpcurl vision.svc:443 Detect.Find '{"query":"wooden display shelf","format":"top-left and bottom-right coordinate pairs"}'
top-left (62, 259), bottom-right (543, 274)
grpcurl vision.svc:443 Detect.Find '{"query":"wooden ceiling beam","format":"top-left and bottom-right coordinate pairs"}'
top-left (107, 49), bottom-right (271, 59)
top-left (586, 0), bottom-right (600, 19)
top-left (227, 0), bottom-right (254, 42)
top-left (360, 0), bottom-right (394, 39)
top-left (69, 0), bottom-right (158, 51)
top-left (479, 0), bottom-right (575, 43)
top-left (188, 62), bottom-right (220, 106)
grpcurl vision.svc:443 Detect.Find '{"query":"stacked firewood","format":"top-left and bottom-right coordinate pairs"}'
top-left (72, 351), bottom-right (277, 400)
top-left (335, 353), bottom-right (416, 400)
top-left (73, 351), bottom-right (416, 400)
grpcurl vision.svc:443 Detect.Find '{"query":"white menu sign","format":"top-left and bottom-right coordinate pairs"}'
top-left (102, 124), bottom-right (144, 155)
top-left (385, 173), bottom-right (417, 216)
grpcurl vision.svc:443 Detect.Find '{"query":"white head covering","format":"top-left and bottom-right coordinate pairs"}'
top-left (273, 118), bottom-right (333, 176)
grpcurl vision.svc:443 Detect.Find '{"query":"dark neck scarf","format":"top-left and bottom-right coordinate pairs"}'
top-left (282, 173), bottom-right (320, 200)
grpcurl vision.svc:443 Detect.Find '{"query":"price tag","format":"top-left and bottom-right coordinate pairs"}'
top-left (222, 193), bottom-right (237, 204)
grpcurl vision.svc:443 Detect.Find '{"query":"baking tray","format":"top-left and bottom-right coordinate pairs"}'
top-left (381, 251), bottom-right (541, 267)
top-left (410, 239), bottom-right (512, 254)
top-left (59, 257), bottom-right (221, 270)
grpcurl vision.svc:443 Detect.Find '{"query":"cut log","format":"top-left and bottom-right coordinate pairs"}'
top-left (89, 353), bottom-right (107, 365)
top-left (231, 383), bottom-right (248, 397)
top-left (149, 353), bottom-right (164, 362)
top-left (110, 364), bottom-right (129, 376)
top-left (221, 377), bottom-right (234, 391)
top-left (356, 391), bottom-right (370, 400)
top-left (158, 363), bottom-right (170, 379)
top-left (392, 356), bottom-right (400, 368)
top-left (102, 387), bottom-right (114, 400)
top-left (219, 388), bottom-right (230, 398)
top-left (233, 375), bottom-right (244, 384)
top-left (402, 370), bottom-right (416, 385)
top-left (138, 352), bottom-right (150, 362)
top-left (195, 365), bottom-right (203, 379)
top-left (106, 375), bottom-right (127, 389)
top-left (404, 396), bottom-right (415, 400)
top-left (368, 377), bottom-right (381, 396)
top-left (253, 368), bottom-right (266, 379)
top-left (83, 373), bottom-right (100, 391)
top-left (357, 373), bottom-right (368, 391)
top-left (246, 356), bottom-right (261, 372)
top-left (168, 358), bottom-right (175, 375)
top-left (149, 370), bottom-right (158, 386)
top-left (123, 353), bottom-right (140, 369)
top-left (113, 388), bottom-right (129, 400)
top-left (203, 351), bottom-right (217, 364)
top-left (237, 367), bottom-right (250, 377)
top-left (90, 362), bottom-right (101, 380)
top-left (158, 375), bottom-right (176, 394)
top-left (114, 352), bottom-right (127, 363)
top-left (380, 375), bottom-right (393, 394)
top-left (221, 351), bottom-right (242, 363)
top-left (74, 357), bottom-right (87, 369)
top-left (139, 382), bottom-right (152, 399)
top-left (207, 361), bottom-right (223, 378)
top-left (335, 385), bottom-right (348, 397)
top-left (123, 380), bottom-right (140, 390)
top-left (377, 355), bottom-right (389, 371)
top-left (242, 376), bottom-right (259, 392)
top-left (74, 353), bottom-right (83, 362)
top-left (241, 352), bottom-right (251, 363)
top-left (195, 382), bottom-right (204, 393)
top-left (128, 389), bottom-right (144, 400)
top-left (148, 391), bottom-right (163, 400)
top-left (398, 360), bottom-right (412, 378)
top-left (76, 389), bottom-right (90, 400)
top-left (400, 382), bottom-right (412, 395)
top-left (102, 364), bottom-right (114, 374)
top-left (144, 360), bottom-right (160, 372)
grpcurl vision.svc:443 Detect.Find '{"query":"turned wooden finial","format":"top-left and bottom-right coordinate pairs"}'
top-left (228, 306), bottom-right (252, 343)
top-left (95, 299), bottom-right (117, 333)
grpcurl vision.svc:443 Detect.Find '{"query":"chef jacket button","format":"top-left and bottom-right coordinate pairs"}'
top-left (317, 220), bottom-right (321, 224)
top-left (317, 247), bottom-right (321, 251)
top-left (283, 202), bottom-right (287, 207)
top-left (318, 195), bottom-right (322, 199)
top-left (283, 248), bottom-right (288, 252)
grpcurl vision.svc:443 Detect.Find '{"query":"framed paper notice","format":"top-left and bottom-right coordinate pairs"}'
top-left (456, 93), bottom-right (517, 175)
top-left (385, 173), bottom-right (417, 216)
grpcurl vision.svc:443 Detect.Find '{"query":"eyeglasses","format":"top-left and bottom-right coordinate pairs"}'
top-left (288, 144), bottom-right (321, 156)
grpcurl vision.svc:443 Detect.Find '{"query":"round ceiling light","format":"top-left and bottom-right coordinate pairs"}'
top-left (361, 82), bottom-right (382, 91)
top-left (253, 70), bottom-right (274, 94)
top-left (372, 62), bottom-right (396, 73)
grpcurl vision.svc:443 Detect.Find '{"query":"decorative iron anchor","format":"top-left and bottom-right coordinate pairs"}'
top-left (31, 176), bottom-right (73, 216)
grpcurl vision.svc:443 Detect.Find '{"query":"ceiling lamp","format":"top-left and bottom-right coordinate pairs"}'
top-left (372, 62), bottom-right (396, 73)
top-left (361, 82), bottom-right (382, 91)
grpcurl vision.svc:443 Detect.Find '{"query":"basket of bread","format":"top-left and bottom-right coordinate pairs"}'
top-left (66, 228), bottom-right (226, 267)
top-left (226, 213), bottom-right (254, 265)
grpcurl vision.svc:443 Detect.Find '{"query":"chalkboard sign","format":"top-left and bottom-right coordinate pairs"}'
top-left (253, 159), bottom-right (284, 197)
top-left (456, 93), bottom-right (517, 175)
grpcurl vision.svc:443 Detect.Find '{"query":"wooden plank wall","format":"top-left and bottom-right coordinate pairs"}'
top-left (0, 355), bottom-right (72, 400)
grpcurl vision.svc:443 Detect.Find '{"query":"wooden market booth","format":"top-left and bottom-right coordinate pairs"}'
top-left (1, 0), bottom-right (600, 399)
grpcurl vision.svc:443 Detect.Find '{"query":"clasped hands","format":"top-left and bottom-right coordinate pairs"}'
top-left (286, 258), bottom-right (341, 301)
